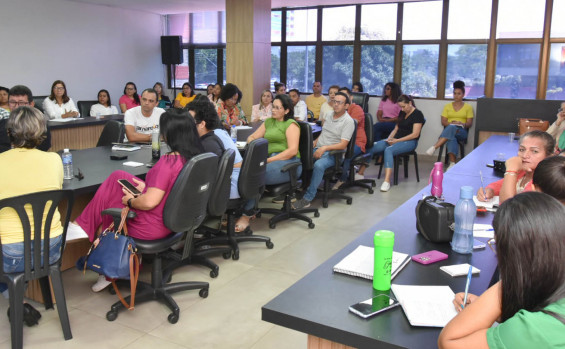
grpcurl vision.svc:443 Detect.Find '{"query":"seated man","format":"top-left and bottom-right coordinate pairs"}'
top-left (305, 81), bottom-right (327, 120)
top-left (124, 88), bottom-right (165, 142)
top-left (292, 92), bottom-right (354, 209)
top-left (289, 89), bottom-right (307, 122)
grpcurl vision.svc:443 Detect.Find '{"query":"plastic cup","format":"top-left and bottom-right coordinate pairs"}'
top-left (508, 132), bottom-right (515, 143)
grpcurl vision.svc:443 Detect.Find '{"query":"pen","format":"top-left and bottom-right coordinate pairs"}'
top-left (462, 265), bottom-right (473, 309)
top-left (479, 170), bottom-right (486, 198)
top-left (474, 228), bottom-right (494, 232)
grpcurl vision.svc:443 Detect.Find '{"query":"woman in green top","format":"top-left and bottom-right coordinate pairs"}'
top-left (438, 191), bottom-right (565, 349)
top-left (236, 94), bottom-right (301, 232)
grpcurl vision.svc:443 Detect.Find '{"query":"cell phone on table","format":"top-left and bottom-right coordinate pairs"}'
top-left (117, 179), bottom-right (141, 197)
top-left (349, 294), bottom-right (400, 319)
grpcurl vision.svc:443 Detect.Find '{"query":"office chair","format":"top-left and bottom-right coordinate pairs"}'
top-left (0, 190), bottom-right (74, 349)
top-left (340, 113), bottom-right (376, 193)
top-left (32, 96), bottom-right (48, 114)
top-left (103, 153), bottom-right (217, 324)
top-left (77, 100), bottom-right (98, 117)
top-left (437, 127), bottom-right (468, 165)
top-left (96, 120), bottom-right (125, 147)
top-left (351, 92), bottom-right (369, 113)
top-left (259, 122), bottom-right (320, 229)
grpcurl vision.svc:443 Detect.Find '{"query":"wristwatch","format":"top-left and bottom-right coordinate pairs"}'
top-left (127, 197), bottom-right (134, 208)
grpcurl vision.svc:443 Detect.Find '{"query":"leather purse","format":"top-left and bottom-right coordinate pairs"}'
top-left (415, 196), bottom-right (455, 243)
top-left (518, 118), bottom-right (549, 135)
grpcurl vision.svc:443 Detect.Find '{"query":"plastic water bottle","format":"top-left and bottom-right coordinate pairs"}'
top-left (230, 125), bottom-right (237, 143)
top-left (373, 230), bottom-right (395, 291)
top-left (62, 149), bottom-right (73, 180)
top-left (451, 186), bottom-right (476, 254)
top-left (430, 162), bottom-right (443, 198)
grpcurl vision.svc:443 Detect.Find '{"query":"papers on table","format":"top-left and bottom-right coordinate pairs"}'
top-left (123, 161), bottom-right (144, 167)
top-left (49, 117), bottom-right (80, 122)
top-left (440, 263), bottom-right (480, 277)
top-left (236, 141), bottom-right (247, 149)
top-left (333, 245), bottom-right (410, 281)
top-left (234, 125), bottom-right (252, 130)
top-left (391, 284), bottom-right (458, 327)
top-left (112, 144), bottom-right (141, 152)
top-left (473, 223), bottom-right (494, 238)
top-left (473, 195), bottom-right (499, 209)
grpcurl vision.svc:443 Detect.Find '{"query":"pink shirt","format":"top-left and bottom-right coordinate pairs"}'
top-left (486, 171), bottom-right (533, 196)
top-left (119, 95), bottom-right (140, 111)
top-left (378, 99), bottom-right (401, 119)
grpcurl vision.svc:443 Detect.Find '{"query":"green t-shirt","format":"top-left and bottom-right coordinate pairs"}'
top-left (486, 299), bottom-right (565, 348)
top-left (263, 118), bottom-right (300, 158)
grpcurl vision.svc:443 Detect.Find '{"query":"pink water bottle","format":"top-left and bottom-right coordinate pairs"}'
top-left (429, 162), bottom-right (443, 198)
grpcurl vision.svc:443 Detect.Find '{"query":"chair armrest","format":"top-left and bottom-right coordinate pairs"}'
top-left (101, 208), bottom-right (137, 231)
top-left (329, 149), bottom-right (346, 171)
top-left (280, 161), bottom-right (301, 187)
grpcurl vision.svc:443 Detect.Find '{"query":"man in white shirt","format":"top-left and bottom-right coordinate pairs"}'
top-left (124, 88), bottom-right (165, 142)
top-left (289, 89), bottom-right (307, 121)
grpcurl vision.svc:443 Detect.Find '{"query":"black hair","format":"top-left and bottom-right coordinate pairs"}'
top-left (334, 91), bottom-right (350, 105)
top-left (382, 82), bottom-right (402, 103)
top-left (453, 80), bottom-right (466, 94)
top-left (339, 87), bottom-right (352, 96)
top-left (182, 82), bottom-right (195, 97)
top-left (220, 83), bottom-right (241, 103)
top-left (97, 89), bottom-right (112, 107)
top-left (397, 94), bottom-right (415, 108)
top-left (159, 108), bottom-right (204, 162)
top-left (328, 85), bottom-right (340, 93)
top-left (123, 82), bottom-right (140, 105)
top-left (519, 130), bottom-right (555, 156)
top-left (533, 156), bottom-right (565, 203)
top-left (493, 192), bottom-right (565, 322)
top-left (288, 88), bottom-right (300, 96)
top-left (352, 82), bottom-right (364, 92)
top-left (0, 86), bottom-right (8, 94)
top-left (185, 96), bottom-right (220, 131)
top-left (153, 82), bottom-right (164, 97)
top-left (9, 85), bottom-right (33, 102)
top-left (274, 81), bottom-right (286, 93)
top-left (274, 94), bottom-right (295, 121)
top-left (49, 80), bottom-right (70, 104)
top-left (141, 88), bottom-right (158, 101)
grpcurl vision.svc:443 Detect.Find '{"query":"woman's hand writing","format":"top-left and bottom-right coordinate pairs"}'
top-left (477, 187), bottom-right (494, 201)
top-left (453, 292), bottom-right (479, 312)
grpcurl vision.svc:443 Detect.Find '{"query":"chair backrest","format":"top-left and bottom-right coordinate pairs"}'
top-left (96, 120), bottom-right (125, 147)
top-left (345, 119), bottom-right (358, 159)
top-left (298, 121), bottom-right (314, 171)
top-left (238, 138), bottom-right (268, 201)
top-left (77, 100), bottom-right (98, 117)
top-left (364, 113), bottom-right (374, 149)
top-left (0, 190), bottom-right (74, 281)
top-left (351, 92), bottom-right (369, 113)
top-left (207, 149), bottom-right (235, 216)
top-left (33, 95), bottom-right (48, 113)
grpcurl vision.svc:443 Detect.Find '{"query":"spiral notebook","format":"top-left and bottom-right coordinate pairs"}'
top-left (333, 245), bottom-right (410, 280)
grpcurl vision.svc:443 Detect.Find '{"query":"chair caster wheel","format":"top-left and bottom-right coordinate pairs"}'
top-left (223, 252), bottom-right (231, 259)
top-left (244, 228), bottom-right (253, 236)
top-left (165, 273), bottom-right (172, 283)
top-left (368, 189), bottom-right (374, 194)
top-left (323, 202), bottom-right (328, 208)
top-left (371, 182), bottom-right (376, 187)
top-left (232, 251), bottom-right (239, 260)
top-left (308, 222), bottom-right (315, 229)
top-left (269, 222), bottom-right (276, 229)
top-left (346, 199), bottom-right (353, 205)
top-left (210, 269), bottom-right (218, 278)
top-left (266, 241), bottom-right (274, 249)
top-left (106, 310), bottom-right (118, 321)
top-left (168, 313), bottom-right (179, 324)
top-left (314, 211), bottom-right (320, 217)
top-left (199, 288), bottom-right (209, 298)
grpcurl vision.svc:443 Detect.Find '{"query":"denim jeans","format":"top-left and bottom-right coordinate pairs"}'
top-left (367, 139), bottom-right (418, 169)
top-left (340, 145), bottom-right (363, 181)
top-left (440, 125), bottom-right (467, 157)
top-left (304, 148), bottom-right (336, 202)
top-left (373, 122), bottom-right (396, 142)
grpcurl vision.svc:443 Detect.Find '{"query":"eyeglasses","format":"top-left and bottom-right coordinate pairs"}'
top-left (126, 87), bottom-right (136, 91)
top-left (334, 100), bottom-right (346, 105)
top-left (273, 106), bottom-right (284, 110)
top-left (74, 167), bottom-right (84, 181)
top-left (8, 101), bottom-right (30, 107)
top-left (54, 86), bottom-right (65, 91)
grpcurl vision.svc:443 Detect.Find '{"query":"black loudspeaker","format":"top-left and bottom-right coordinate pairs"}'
top-left (161, 36), bottom-right (183, 65)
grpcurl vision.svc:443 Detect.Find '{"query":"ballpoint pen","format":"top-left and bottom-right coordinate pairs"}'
top-left (479, 170), bottom-right (486, 198)
top-left (462, 265), bottom-right (473, 309)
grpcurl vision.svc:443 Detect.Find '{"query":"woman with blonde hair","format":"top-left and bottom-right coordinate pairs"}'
top-left (251, 89), bottom-right (273, 122)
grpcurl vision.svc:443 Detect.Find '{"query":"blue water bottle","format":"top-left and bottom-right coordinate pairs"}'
top-left (451, 186), bottom-right (476, 254)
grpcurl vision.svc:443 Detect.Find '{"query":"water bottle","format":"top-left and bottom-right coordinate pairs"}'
top-left (151, 130), bottom-right (160, 160)
top-left (430, 162), bottom-right (443, 198)
top-left (62, 149), bottom-right (73, 180)
top-left (230, 125), bottom-right (237, 143)
top-left (373, 230), bottom-right (395, 291)
top-left (451, 186), bottom-right (476, 254)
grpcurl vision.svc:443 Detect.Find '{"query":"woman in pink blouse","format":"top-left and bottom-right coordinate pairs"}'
top-left (119, 82), bottom-right (140, 113)
top-left (251, 89), bottom-right (273, 122)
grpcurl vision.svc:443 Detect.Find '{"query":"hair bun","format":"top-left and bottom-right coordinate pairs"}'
top-left (453, 80), bottom-right (465, 89)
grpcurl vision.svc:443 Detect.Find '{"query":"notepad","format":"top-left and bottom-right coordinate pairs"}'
top-left (333, 245), bottom-right (410, 281)
top-left (112, 144), bottom-right (141, 152)
top-left (473, 195), bottom-right (499, 209)
top-left (123, 161), bottom-right (144, 167)
top-left (391, 284), bottom-right (458, 327)
top-left (440, 263), bottom-right (480, 277)
top-left (473, 223), bottom-right (494, 238)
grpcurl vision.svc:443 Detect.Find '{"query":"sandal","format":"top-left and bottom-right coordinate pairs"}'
top-left (234, 216), bottom-right (252, 233)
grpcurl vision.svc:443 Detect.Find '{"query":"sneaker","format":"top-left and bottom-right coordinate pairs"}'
top-left (332, 180), bottom-right (345, 190)
top-left (380, 181), bottom-right (391, 192)
top-left (425, 146), bottom-right (436, 156)
top-left (292, 198), bottom-right (311, 210)
top-left (354, 173), bottom-right (364, 181)
top-left (447, 162), bottom-right (456, 170)
top-left (91, 275), bottom-right (112, 292)
top-left (272, 193), bottom-right (297, 204)
top-left (66, 222), bottom-right (89, 240)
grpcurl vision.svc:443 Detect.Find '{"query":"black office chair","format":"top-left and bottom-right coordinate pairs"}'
top-left (351, 92), bottom-right (369, 113)
top-left (0, 190), bottom-right (74, 349)
top-left (259, 122), bottom-right (320, 229)
top-left (96, 120), bottom-right (125, 147)
top-left (340, 113), bottom-right (376, 193)
top-left (437, 127), bottom-right (468, 165)
top-left (104, 153), bottom-right (217, 324)
top-left (77, 100), bottom-right (98, 117)
top-left (32, 96), bottom-right (48, 113)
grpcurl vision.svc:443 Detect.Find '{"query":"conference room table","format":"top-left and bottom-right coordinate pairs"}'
top-left (48, 114), bottom-right (124, 152)
top-left (261, 135), bottom-right (517, 349)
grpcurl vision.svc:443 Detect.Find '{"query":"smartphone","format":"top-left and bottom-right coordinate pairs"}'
top-left (411, 250), bottom-right (448, 265)
top-left (118, 179), bottom-right (141, 196)
top-left (473, 239), bottom-right (486, 250)
top-left (349, 294), bottom-right (400, 319)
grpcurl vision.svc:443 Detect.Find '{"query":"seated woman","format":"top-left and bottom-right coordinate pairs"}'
top-left (477, 130), bottom-right (555, 203)
top-left (251, 89), bottom-right (273, 122)
top-left (43, 80), bottom-right (80, 119)
top-left (532, 156), bottom-right (565, 204)
top-left (0, 106), bottom-right (64, 325)
top-left (274, 81), bottom-right (286, 95)
top-left (319, 85), bottom-right (339, 124)
top-left (206, 84), bottom-right (214, 96)
top-left (365, 95), bottom-right (424, 192)
top-left (373, 82), bottom-right (402, 142)
top-left (67, 109), bottom-right (204, 292)
top-left (0, 86), bottom-right (9, 118)
top-left (208, 83), bottom-right (222, 105)
top-left (216, 83), bottom-right (247, 131)
top-left (174, 82), bottom-right (196, 108)
top-left (119, 82), bottom-right (140, 113)
top-left (438, 191), bottom-right (565, 349)
top-left (153, 82), bottom-right (171, 109)
top-left (90, 89), bottom-right (119, 116)
top-left (425, 81), bottom-right (474, 169)
top-left (237, 94), bottom-right (301, 232)
top-left (546, 101), bottom-right (565, 154)
top-left (351, 81), bottom-right (363, 93)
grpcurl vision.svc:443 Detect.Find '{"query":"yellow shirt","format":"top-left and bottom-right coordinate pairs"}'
top-left (175, 93), bottom-right (196, 108)
top-left (305, 94), bottom-right (328, 120)
top-left (441, 103), bottom-right (474, 124)
top-left (0, 148), bottom-right (63, 244)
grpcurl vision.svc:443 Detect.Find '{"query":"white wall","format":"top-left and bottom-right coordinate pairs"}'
top-left (0, 0), bottom-right (166, 106)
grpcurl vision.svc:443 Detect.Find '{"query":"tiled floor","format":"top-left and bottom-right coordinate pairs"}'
top-left (0, 156), bottom-right (437, 349)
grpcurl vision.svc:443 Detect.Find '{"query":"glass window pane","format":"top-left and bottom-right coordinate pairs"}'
top-left (221, 11), bottom-right (226, 44)
top-left (167, 14), bottom-right (189, 44)
top-left (360, 45), bottom-right (395, 95)
top-left (271, 46), bottom-right (281, 90)
top-left (448, 0), bottom-right (491, 39)
top-left (272, 11), bottom-right (282, 42)
top-left (497, 0), bottom-right (545, 38)
top-left (546, 43), bottom-right (565, 100)
top-left (222, 49), bottom-right (226, 85)
top-left (287, 46), bottom-right (316, 93)
top-left (192, 12), bottom-right (219, 44)
top-left (173, 49), bottom-right (189, 89)
top-left (445, 44), bottom-right (487, 99)
top-left (322, 45), bottom-right (353, 89)
top-left (194, 49), bottom-right (218, 89)
top-left (494, 44), bottom-right (540, 99)
top-left (287, 9), bottom-right (317, 42)
top-left (401, 45), bottom-right (439, 98)
top-left (551, 0), bottom-right (565, 38)
top-left (322, 6), bottom-right (356, 41)
top-left (360, 4), bottom-right (398, 40)
top-left (402, 2), bottom-right (442, 40)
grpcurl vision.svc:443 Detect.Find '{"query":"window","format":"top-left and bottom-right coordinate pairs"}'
top-left (360, 4), bottom-right (397, 41)
top-left (494, 44), bottom-right (541, 99)
top-left (167, 14), bottom-right (190, 44)
top-left (445, 44), bottom-right (488, 98)
top-left (194, 49), bottom-right (218, 89)
top-left (546, 43), bottom-right (565, 100)
top-left (447, 0), bottom-right (491, 39)
top-left (497, 0), bottom-right (545, 38)
top-left (360, 45), bottom-right (395, 95)
top-left (173, 50), bottom-right (189, 88)
top-left (287, 46), bottom-right (315, 93)
top-left (271, 46), bottom-right (281, 87)
top-left (222, 49), bottom-right (226, 84)
top-left (402, 45), bottom-right (439, 98)
top-left (322, 6), bottom-right (356, 41)
top-left (192, 12), bottom-right (221, 44)
top-left (551, 0), bottom-right (565, 38)
top-left (402, 1), bottom-right (443, 40)
top-left (287, 9), bottom-right (317, 42)
top-left (272, 11), bottom-right (282, 42)
top-left (323, 46), bottom-right (353, 89)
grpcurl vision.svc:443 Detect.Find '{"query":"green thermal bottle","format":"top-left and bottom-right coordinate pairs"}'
top-left (373, 230), bottom-right (395, 291)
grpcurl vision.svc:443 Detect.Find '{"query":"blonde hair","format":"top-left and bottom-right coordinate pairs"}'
top-left (7, 106), bottom-right (47, 148)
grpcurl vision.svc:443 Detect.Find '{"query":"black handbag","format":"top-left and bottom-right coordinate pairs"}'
top-left (415, 196), bottom-right (455, 243)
